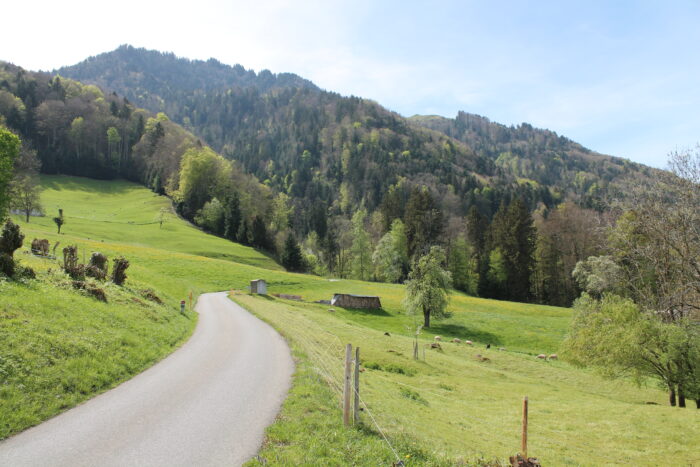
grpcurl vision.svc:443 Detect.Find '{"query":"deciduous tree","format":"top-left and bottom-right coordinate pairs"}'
top-left (10, 174), bottom-right (42, 222)
top-left (403, 246), bottom-right (452, 328)
top-left (0, 127), bottom-right (21, 219)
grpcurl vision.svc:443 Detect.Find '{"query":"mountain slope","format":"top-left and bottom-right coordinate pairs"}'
top-left (57, 46), bottom-right (653, 218)
top-left (56, 44), bottom-right (317, 110)
top-left (410, 112), bottom-right (655, 209)
top-left (26, 47), bottom-right (659, 307)
top-left (0, 61), bottom-right (278, 255)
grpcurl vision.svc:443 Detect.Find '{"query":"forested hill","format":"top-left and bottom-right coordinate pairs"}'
top-left (409, 112), bottom-right (653, 209)
top-left (57, 46), bottom-right (653, 217)
top-left (0, 61), bottom-right (275, 240)
top-left (19, 46), bottom-right (659, 307)
top-left (56, 45), bottom-right (318, 112)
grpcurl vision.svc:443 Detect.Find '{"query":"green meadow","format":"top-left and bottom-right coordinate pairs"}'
top-left (1, 175), bottom-right (697, 465)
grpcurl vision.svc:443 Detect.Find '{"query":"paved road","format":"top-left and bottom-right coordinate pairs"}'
top-left (0, 292), bottom-right (294, 467)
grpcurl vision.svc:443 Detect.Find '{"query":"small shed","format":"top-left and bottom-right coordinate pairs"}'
top-left (331, 293), bottom-right (381, 309)
top-left (250, 279), bottom-right (267, 294)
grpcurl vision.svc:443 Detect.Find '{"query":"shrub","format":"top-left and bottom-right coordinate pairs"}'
top-left (384, 363), bottom-right (415, 376)
top-left (86, 252), bottom-right (108, 280)
top-left (0, 254), bottom-right (14, 277)
top-left (111, 257), bottom-right (130, 285)
top-left (72, 280), bottom-right (107, 302)
top-left (63, 245), bottom-right (84, 280)
top-left (0, 220), bottom-right (24, 257)
top-left (31, 239), bottom-right (50, 256)
top-left (87, 286), bottom-right (107, 302)
top-left (16, 265), bottom-right (35, 279)
top-left (140, 289), bottom-right (163, 304)
top-left (399, 387), bottom-right (428, 405)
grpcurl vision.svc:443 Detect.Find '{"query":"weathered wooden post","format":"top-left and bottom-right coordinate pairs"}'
top-left (343, 344), bottom-right (352, 426)
top-left (522, 396), bottom-right (529, 459)
top-left (353, 346), bottom-right (360, 424)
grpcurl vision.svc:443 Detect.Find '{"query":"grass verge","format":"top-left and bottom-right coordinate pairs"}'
top-left (0, 269), bottom-right (195, 440)
top-left (234, 293), bottom-right (700, 466)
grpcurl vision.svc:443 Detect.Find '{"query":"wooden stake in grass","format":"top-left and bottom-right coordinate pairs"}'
top-left (522, 396), bottom-right (529, 459)
top-left (353, 346), bottom-right (360, 425)
top-left (343, 343), bottom-right (352, 427)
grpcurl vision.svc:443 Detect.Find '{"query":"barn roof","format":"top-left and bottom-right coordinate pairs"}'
top-left (333, 293), bottom-right (380, 299)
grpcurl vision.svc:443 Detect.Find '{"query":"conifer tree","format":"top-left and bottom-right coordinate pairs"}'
top-left (281, 233), bottom-right (304, 272)
top-left (350, 209), bottom-right (372, 280)
top-left (224, 193), bottom-right (241, 241)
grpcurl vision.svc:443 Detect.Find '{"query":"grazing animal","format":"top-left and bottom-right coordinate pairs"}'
top-left (536, 354), bottom-right (548, 360)
top-left (465, 340), bottom-right (473, 346)
top-left (549, 354), bottom-right (558, 360)
top-left (430, 342), bottom-right (442, 350)
top-left (452, 338), bottom-right (461, 343)
top-left (434, 336), bottom-right (442, 342)
top-left (384, 332), bottom-right (391, 336)
top-left (475, 354), bottom-right (490, 362)
top-left (499, 347), bottom-right (506, 351)
top-left (327, 308), bottom-right (335, 312)
top-left (486, 344), bottom-right (491, 349)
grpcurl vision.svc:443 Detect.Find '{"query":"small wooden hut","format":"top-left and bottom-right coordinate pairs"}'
top-left (331, 293), bottom-right (381, 309)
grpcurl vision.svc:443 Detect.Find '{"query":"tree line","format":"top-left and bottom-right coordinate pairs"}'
top-left (562, 148), bottom-right (700, 408)
top-left (1, 61), bottom-right (617, 307)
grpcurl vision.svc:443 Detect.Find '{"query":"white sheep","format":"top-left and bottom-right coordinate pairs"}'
top-left (452, 338), bottom-right (461, 343)
top-left (549, 354), bottom-right (558, 360)
top-left (465, 340), bottom-right (473, 346)
top-left (536, 354), bottom-right (548, 360)
top-left (434, 335), bottom-right (442, 342)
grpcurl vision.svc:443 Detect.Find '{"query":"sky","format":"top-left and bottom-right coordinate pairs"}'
top-left (3, 0), bottom-right (699, 168)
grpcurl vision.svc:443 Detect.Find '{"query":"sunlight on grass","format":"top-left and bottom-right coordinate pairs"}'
top-left (236, 294), bottom-right (699, 466)
top-left (3, 175), bottom-right (697, 465)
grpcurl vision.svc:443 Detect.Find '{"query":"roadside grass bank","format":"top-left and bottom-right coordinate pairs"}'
top-left (0, 266), bottom-right (195, 440)
top-left (234, 293), bottom-right (700, 466)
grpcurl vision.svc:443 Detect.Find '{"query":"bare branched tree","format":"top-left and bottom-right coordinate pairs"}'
top-left (610, 146), bottom-right (700, 319)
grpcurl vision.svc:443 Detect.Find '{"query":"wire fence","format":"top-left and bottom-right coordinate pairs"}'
top-left (270, 305), bottom-right (403, 463)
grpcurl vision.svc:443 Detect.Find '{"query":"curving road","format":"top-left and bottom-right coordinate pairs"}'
top-left (0, 292), bottom-right (294, 467)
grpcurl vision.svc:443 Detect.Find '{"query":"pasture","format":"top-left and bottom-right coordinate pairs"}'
top-left (2, 175), bottom-right (696, 464)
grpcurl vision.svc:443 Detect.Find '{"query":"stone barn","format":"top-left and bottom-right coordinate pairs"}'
top-left (250, 279), bottom-right (267, 294)
top-left (331, 293), bottom-right (381, 309)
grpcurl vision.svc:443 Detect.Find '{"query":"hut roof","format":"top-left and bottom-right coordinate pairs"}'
top-left (333, 293), bottom-right (380, 298)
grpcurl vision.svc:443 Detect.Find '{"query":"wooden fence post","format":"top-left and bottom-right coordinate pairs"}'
top-left (343, 344), bottom-right (352, 426)
top-left (353, 346), bottom-right (360, 424)
top-left (522, 396), bottom-right (528, 459)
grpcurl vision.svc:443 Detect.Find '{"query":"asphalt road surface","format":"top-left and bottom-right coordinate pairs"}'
top-left (0, 292), bottom-right (294, 466)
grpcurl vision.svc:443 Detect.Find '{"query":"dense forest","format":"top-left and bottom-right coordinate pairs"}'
top-left (1, 46), bottom-right (659, 306)
top-left (0, 62), bottom-right (276, 250)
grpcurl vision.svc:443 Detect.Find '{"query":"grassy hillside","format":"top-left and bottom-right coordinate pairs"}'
top-left (3, 175), bottom-right (697, 464)
top-left (38, 176), bottom-right (281, 270)
top-left (32, 176), bottom-right (569, 354)
top-left (239, 295), bottom-right (699, 466)
top-left (0, 275), bottom-right (194, 440)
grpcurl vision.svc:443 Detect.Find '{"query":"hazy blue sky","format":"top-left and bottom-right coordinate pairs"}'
top-left (3, 0), bottom-right (698, 167)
